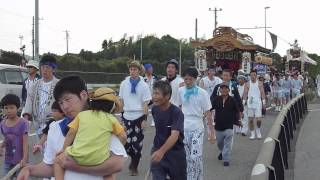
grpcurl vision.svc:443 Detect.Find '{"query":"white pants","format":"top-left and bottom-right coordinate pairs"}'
top-left (317, 84), bottom-right (320, 97)
top-left (184, 129), bottom-right (204, 180)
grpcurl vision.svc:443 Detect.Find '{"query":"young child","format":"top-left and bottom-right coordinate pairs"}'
top-left (32, 101), bottom-right (65, 154)
top-left (54, 87), bottom-right (126, 180)
top-left (0, 94), bottom-right (29, 175)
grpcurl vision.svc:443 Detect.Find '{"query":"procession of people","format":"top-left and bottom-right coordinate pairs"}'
top-left (0, 54), bottom-right (316, 180)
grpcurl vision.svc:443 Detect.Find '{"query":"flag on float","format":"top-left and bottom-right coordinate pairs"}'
top-left (269, 31), bottom-right (278, 52)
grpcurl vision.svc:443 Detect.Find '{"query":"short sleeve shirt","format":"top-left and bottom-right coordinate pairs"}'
top-left (273, 79), bottom-right (283, 92)
top-left (292, 79), bottom-right (303, 90)
top-left (119, 77), bottom-right (152, 120)
top-left (66, 111), bottom-right (125, 166)
top-left (0, 118), bottom-right (28, 164)
top-left (43, 118), bottom-right (127, 180)
top-left (152, 104), bottom-right (184, 151)
top-left (161, 76), bottom-right (184, 106)
top-left (177, 86), bottom-right (212, 131)
top-left (282, 79), bottom-right (292, 92)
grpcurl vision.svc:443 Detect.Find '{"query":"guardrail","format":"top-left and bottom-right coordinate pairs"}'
top-left (250, 93), bottom-right (308, 180)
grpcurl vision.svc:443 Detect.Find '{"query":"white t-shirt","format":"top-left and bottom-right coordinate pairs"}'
top-left (143, 75), bottom-right (155, 94)
top-left (201, 76), bottom-right (223, 96)
top-left (119, 76), bottom-right (152, 120)
top-left (161, 76), bottom-right (184, 106)
top-left (177, 86), bottom-right (212, 132)
top-left (43, 120), bottom-right (127, 180)
top-left (292, 79), bottom-right (303, 91)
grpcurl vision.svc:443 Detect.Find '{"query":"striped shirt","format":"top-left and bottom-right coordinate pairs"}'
top-left (25, 77), bottom-right (39, 92)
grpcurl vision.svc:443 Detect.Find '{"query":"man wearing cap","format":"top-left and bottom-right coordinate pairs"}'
top-left (211, 82), bottom-right (241, 166)
top-left (119, 60), bottom-right (151, 176)
top-left (143, 63), bottom-right (158, 93)
top-left (22, 60), bottom-right (41, 104)
top-left (161, 59), bottom-right (184, 106)
top-left (143, 63), bottom-right (158, 126)
top-left (22, 55), bottom-right (59, 137)
top-left (210, 69), bottom-right (244, 121)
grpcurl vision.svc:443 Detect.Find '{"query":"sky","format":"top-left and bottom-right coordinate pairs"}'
top-left (0, 0), bottom-right (319, 57)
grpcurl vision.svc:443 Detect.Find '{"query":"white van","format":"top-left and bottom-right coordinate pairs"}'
top-left (0, 64), bottom-right (28, 104)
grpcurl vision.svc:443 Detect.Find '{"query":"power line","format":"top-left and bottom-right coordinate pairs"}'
top-left (0, 7), bottom-right (31, 20)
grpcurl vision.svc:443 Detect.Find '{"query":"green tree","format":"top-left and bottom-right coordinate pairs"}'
top-left (307, 54), bottom-right (320, 79)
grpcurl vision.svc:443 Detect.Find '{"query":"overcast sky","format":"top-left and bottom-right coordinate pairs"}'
top-left (0, 0), bottom-right (318, 56)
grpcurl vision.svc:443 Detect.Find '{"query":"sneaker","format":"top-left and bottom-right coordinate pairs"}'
top-left (150, 120), bottom-right (155, 127)
top-left (241, 133), bottom-right (247, 136)
top-left (218, 153), bottom-right (222, 160)
top-left (256, 129), bottom-right (262, 139)
top-left (223, 162), bottom-right (230, 166)
top-left (249, 132), bottom-right (255, 140)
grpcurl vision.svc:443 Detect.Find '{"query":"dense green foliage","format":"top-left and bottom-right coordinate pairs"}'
top-left (306, 54), bottom-right (320, 79)
top-left (1, 34), bottom-right (319, 81)
top-left (59, 34), bottom-right (195, 75)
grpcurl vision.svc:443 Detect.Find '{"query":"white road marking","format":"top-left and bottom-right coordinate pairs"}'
top-left (266, 107), bottom-right (273, 110)
top-left (308, 109), bottom-right (320, 112)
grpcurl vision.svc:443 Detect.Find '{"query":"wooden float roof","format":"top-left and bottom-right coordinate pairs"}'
top-left (192, 27), bottom-right (271, 53)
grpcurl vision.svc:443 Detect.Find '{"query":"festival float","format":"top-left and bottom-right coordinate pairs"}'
top-left (285, 39), bottom-right (317, 73)
top-left (192, 27), bottom-right (272, 75)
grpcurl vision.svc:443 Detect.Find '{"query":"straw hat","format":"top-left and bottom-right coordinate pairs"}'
top-left (90, 87), bottom-right (121, 113)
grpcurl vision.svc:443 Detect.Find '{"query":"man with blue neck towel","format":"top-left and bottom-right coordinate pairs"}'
top-left (119, 60), bottom-right (152, 176)
top-left (177, 67), bottom-right (214, 180)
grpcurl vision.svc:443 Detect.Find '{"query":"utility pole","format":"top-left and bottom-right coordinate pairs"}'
top-left (140, 36), bottom-right (143, 61)
top-left (264, 6), bottom-right (270, 48)
top-left (35, 0), bottom-right (39, 61)
top-left (19, 35), bottom-right (24, 47)
top-left (32, 16), bottom-right (35, 59)
top-left (19, 35), bottom-right (25, 57)
top-left (195, 18), bottom-right (198, 41)
top-left (209, 7), bottom-right (222, 33)
top-left (19, 35), bottom-right (25, 66)
top-left (179, 39), bottom-right (182, 75)
top-left (65, 30), bottom-right (70, 54)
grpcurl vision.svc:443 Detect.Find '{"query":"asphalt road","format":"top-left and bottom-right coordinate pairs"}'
top-left (118, 110), bottom-right (279, 180)
top-left (0, 109), bottom-right (279, 180)
top-left (294, 100), bottom-right (320, 180)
